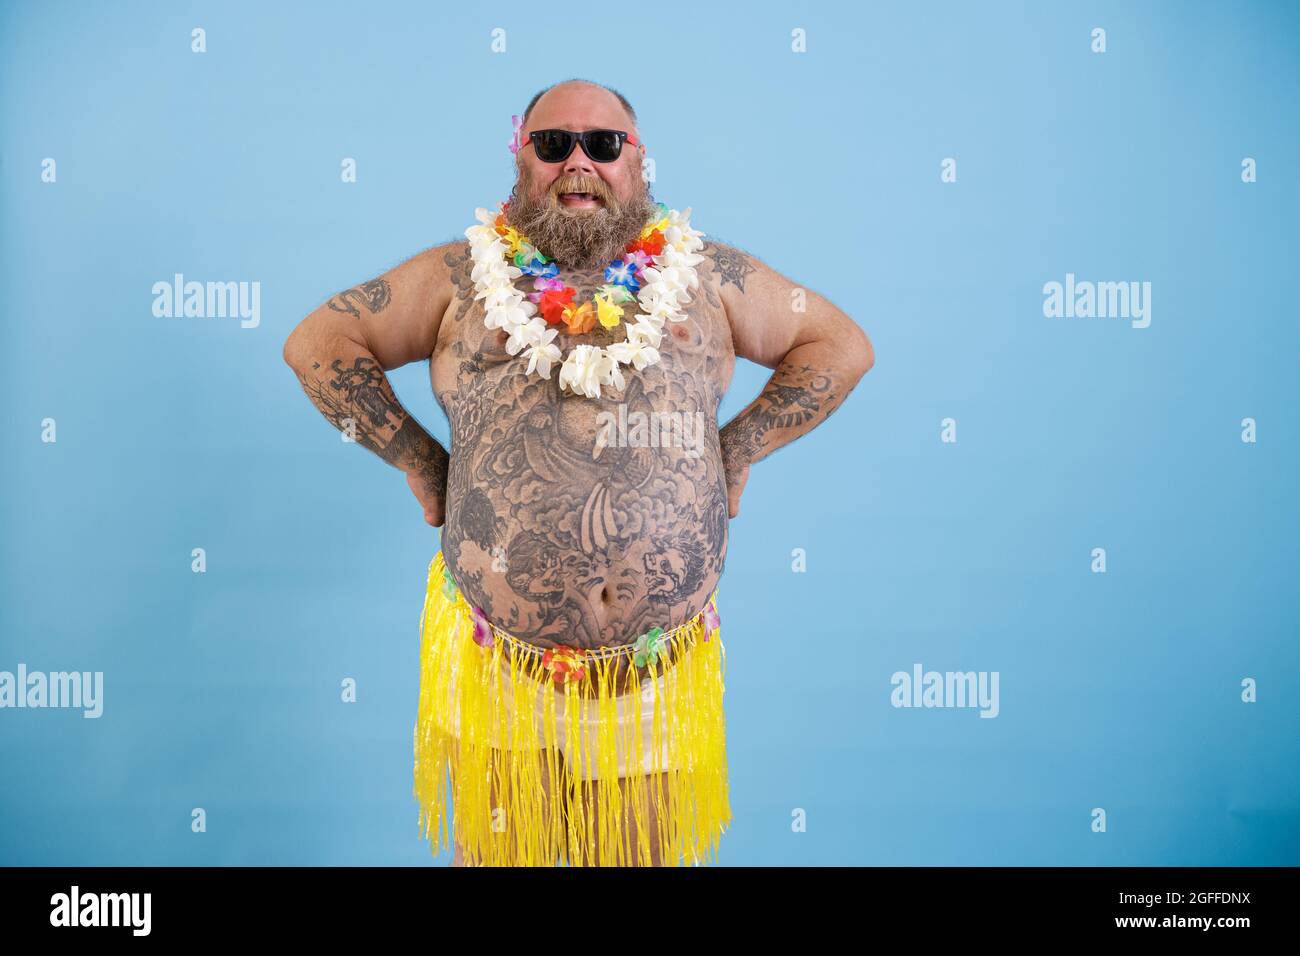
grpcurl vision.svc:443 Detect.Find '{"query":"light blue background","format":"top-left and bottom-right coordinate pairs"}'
top-left (2, 0), bottom-right (1297, 865)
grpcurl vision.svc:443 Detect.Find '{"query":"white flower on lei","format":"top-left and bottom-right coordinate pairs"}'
top-left (504, 318), bottom-right (562, 379)
top-left (636, 289), bottom-right (685, 323)
top-left (558, 345), bottom-right (623, 398)
top-left (478, 284), bottom-right (518, 310)
top-left (504, 316), bottom-right (548, 355)
top-left (606, 329), bottom-right (661, 370)
top-left (470, 248), bottom-right (517, 286)
top-left (485, 298), bottom-right (535, 332)
top-left (664, 207), bottom-right (707, 252)
top-left (640, 255), bottom-right (702, 311)
top-left (524, 340), bottom-right (562, 379)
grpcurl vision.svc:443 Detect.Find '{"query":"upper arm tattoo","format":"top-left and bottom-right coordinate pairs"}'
top-left (442, 243), bottom-right (477, 324)
top-left (704, 244), bottom-right (757, 293)
top-left (326, 278), bottom-right (392, 319)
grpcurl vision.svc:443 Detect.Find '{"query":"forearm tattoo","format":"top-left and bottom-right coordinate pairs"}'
top-left (719, 360), bottom-right (845, 475)
top-left (295, 356), bottom-right (447, 496)
top-left (326, 278), bottom-right (392, 319)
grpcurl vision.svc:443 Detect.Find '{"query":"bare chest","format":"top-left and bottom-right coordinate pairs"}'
top-left (428, 247), bottom-right (736, 649)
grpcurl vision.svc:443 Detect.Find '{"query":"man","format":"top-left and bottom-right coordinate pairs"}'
top-left (282, 78), bottom-right (874, 866)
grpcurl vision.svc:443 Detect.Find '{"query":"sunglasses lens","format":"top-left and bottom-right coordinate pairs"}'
top-left (533, 130), bottom-right (573, 162)
top-left (585, 130), bottom-right (623, 162)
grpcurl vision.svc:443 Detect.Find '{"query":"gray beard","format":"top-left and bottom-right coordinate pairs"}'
top-left (504, 188), bottom-right (658, 271)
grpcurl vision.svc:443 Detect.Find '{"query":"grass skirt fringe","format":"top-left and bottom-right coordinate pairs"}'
top-left (413, 550), bottom-right (730, 866)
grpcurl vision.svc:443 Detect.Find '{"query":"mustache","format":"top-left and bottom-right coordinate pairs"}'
top-left (550, 176), bottom-right (611, 203)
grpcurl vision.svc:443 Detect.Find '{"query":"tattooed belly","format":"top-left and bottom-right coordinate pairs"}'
top-left (439, 398), bottom-right (730, 653)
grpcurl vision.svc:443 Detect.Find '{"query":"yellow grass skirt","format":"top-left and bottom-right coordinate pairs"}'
top-left (413, 550), bottom-right (731, 866)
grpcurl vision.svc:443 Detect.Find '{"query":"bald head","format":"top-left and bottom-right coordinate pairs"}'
top-left (522, 79), bottom-right (638, 137)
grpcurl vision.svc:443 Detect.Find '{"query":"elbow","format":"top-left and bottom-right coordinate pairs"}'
top-left (282, 326), bottom-right (300, 369)
top-left (282, 318), bottom-right (314, 370)
top-left (848, 323), bottom-right (875, 379)
top-left (827, 309), bottom-right (873, 379)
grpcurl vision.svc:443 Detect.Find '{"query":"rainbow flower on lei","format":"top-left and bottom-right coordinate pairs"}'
top-left (592, 292), bottom-right (624, 329)
top-left (604, 260), bottom-right (641, 294)
top-left (528, 276), bottom-right (567, 303)
top-left (624, 250), bottom-right (653, 274)
top-left (537, 286), bottom-right (576, 325)
top-left (600, 282), bottom-right (636, 304)
top-left (560, 299), bottom-right (596, 335)
top-left (518, 255), bottom-right (558, 279)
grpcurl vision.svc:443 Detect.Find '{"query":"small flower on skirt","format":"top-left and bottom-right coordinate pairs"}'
top-left (702, 599), bottom-right (720, 641)
top-left (633, 626), bottom-right (669, 668)
top-left (469, 606), bottom-right (494, 647)
top-left (442, 569), bottom-right (458, 600)
top-left (542, 646), bottom-right (589, 685)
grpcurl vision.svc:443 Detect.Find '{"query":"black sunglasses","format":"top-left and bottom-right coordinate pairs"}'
top-left (525, 128), bottom-right (642, 164)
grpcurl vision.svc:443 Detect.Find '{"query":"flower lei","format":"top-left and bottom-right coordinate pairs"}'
top-left (464, 199), bottom-right (706, 398)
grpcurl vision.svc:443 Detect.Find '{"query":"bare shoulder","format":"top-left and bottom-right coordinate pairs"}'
top-left (695, 239), bottom-right (800, 361)
top-left (398, 238), bottom-right (473, 334)
top-left (695, 238), bottom-right (869, 371)
top-left (697, 239), bottom-right (762, 305)
top-left (344, 237), bottom-right (470, 317)
top-left (429, 237), bottom-right (471, 272)
top-left (425, 238), bottom-right (478, 334)
top-left (419, 238), bottom-right (472, 295)
top-left (696, 239), bottom-right (799, 320)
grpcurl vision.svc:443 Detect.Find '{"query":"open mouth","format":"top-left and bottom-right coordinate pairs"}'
top-left (558, 192), bottom-right (602, 208)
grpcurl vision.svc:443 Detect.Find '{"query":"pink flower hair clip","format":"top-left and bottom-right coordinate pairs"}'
top-left (508, 114), bottom-right (524, 155)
